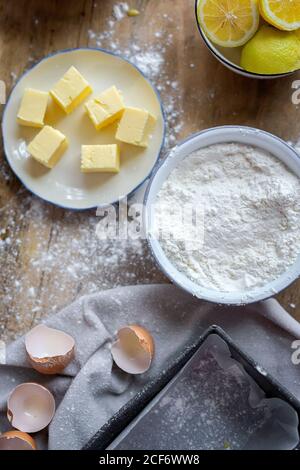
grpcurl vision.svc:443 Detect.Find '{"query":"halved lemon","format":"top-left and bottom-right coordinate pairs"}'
top-left (260, 0), bottom-right (300, 31)
top-left (197, 0), bottom-right (260, 48)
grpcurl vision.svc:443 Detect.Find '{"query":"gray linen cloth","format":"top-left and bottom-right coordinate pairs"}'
top-left (0, 284), bottom-right (300, 450)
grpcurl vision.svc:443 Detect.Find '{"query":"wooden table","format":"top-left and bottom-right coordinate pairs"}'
top-left (0, 0), bottom-right (299, 343)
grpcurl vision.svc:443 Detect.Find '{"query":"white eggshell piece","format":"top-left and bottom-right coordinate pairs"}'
top-left (111, 326), bottom-right (153, 374)
top-left (25, 324), bottom-right (75, 359)
top-left (7, 383), bottom-right (55, 433)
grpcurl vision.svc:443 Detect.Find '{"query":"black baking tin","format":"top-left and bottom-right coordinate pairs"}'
top-left (84, 325), bottom-right (300, 450)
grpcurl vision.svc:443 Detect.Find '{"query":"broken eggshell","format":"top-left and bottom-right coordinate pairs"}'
top-left (25, 324), bottom-right (75, 374)
top-left (7, 382), bottom-right (55, 433)
top-left (111, 325), bottom-right (154, 374)
top-left (0, 431), bottom-right (36, 450)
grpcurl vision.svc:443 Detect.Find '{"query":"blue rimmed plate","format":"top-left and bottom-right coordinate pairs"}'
top-left (2, 48), bottom-right (165, 210)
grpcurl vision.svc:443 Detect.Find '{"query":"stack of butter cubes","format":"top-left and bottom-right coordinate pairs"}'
top-left (17, 66), bottom-right (157, 173)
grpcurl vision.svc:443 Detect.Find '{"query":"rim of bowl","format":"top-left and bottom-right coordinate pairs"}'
top-left (1, 47), bottom-right (166, 211)
top-left (143, 125), bottom-right (300, 306)
top-left (194, 0), bottom-right (296, 79)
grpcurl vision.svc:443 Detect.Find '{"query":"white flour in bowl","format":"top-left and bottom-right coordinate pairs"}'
top-left (154, 143), bottom-right (300, 293)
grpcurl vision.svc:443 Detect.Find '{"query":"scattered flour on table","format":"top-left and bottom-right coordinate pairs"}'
top-left (112, 2), bottom-right (129, 20)
top-left (155, 143), bottom-right (300, 293)
top-left (0, 195), bottom-right (166, 342)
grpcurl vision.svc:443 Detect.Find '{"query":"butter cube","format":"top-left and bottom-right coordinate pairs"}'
top-left (50, 66), bottom-right (92, 114)
top-left (85, 86), bottom-right (125, 130)
top-left (27, 125), bottom-right (68, 168)
top-left (116, 107), bottom-right (157, 147)
top-left (17, 88), bottom-right (49, 128)
top-left (81, 144), bottom-right (120, 173)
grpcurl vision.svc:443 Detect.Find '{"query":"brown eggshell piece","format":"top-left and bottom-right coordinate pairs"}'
top-left (111, 325), bottom-right (154, 374)
top-left (128, 324), bottom-right (155, 357)
top-left (0, 431), bottom-right (36, 450)
top-left (7, 382), bottom-right (55, 433)
top-left (25, 324), bottom-right (75, 374)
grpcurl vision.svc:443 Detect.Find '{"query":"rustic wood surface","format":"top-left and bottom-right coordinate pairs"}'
top-left (0, 0), bottom-right (299, 343)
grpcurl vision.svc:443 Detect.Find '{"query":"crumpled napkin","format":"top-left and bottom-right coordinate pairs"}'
top-left (0, 284), bottom-right (299, 450)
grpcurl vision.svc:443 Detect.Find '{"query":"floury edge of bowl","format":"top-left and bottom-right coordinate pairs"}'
top-left (153, 143), bottom-right (300, 295)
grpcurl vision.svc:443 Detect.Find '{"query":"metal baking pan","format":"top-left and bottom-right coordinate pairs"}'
top-left (84, 325), bottom-right (300, 450)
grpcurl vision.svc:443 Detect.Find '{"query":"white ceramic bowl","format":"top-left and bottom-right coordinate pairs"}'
top-left (144, 126), bottom-right (300, 305)
top-left (194, 0), bottom-right (295, 80)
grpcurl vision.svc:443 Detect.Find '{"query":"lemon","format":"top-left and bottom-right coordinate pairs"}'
top-left (259, 0), bottom-right (300, 31)
top-left (241, 25), bottom-right (300, 74)
top-left (197, 0), bottom-right (260, 48)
